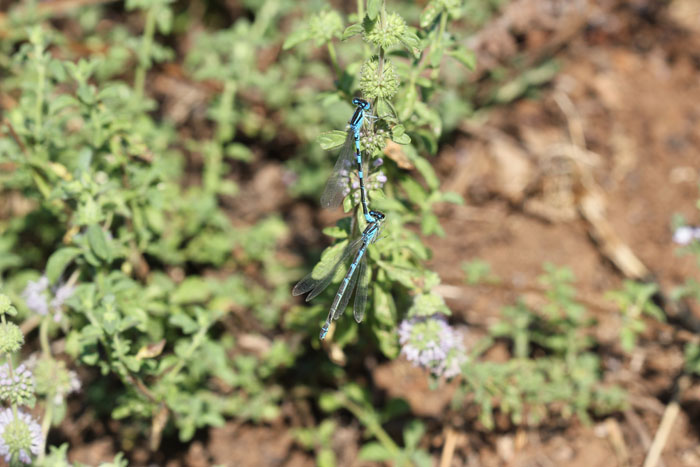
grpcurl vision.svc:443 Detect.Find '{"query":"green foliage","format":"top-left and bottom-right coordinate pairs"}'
top-left (320, 384), bottom-right (430, 466)
top-left (606, 281), bottom-right (664, 352)
top-left (462, 263), bottom-right (626, 428)
top-left (1, 4), bottom-right (292, 455)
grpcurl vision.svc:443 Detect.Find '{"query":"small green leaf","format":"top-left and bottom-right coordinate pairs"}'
top-left (420, 2), bottom-right (440, 28)
top-left (413, 156), bottom-right (439, 190)
top-left (171, 277), bottom-right (211, 304)
top-left (46, 247), bottom-right (82, 283)
top-left (317, 130), bottom-right (348, 150)
top-left (359, 442), bottom-right (392, 461)
top-left (87, 224), bottom-right (112, 261)
top-left (283, 28), bottom-right (312, 50)
top-left (392, 133), bottom-right (411, 145)
top-left (447, 46), bottom-right (477, 70)
top-left (319, 392), bottom-right (344, 412)
top-left (367, 0), bottom-right (381, 20)
top-left (429, 44), bottom-right (443, 68)
top-left (403, 420), bottom-right (426, 449)
top-left (342, 23), bottom-right (364, 41)
top-left (441, 191), bottom-right (464, 204)
top-left (400, 31), bottom-right (422, 58)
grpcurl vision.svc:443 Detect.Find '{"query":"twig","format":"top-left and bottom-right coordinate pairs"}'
top-left (439, 427), bottom-right (458, 467)
top-left (643, 374), bottom-right (691, 467)
top-left (606, 417), bottom-right (630, 467)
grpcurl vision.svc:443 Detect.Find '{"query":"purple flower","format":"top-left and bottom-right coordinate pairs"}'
top-left (399, 316), bottom-right (466, 378)
top-left (673, 226), bottom-right (700, 245)
top-left (21, 277), bottom-right (49, 316)
top-left (49, 282), bottom-right (75, 322)
top-left (0, 408), bottom-right (42, 464)
top-left (373, 157), bottom-right (384, 167)
top-left (0, 363), bottom-right (35, 406)
top-left (21, 276), bottom-right (74, 322)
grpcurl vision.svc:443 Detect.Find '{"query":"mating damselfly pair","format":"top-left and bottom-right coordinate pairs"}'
top-left (293, 98), bottom-right (386, 340)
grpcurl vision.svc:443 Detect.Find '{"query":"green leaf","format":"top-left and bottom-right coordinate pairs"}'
top-left (408, 293), bottom-right (450, 317)
top-left (420, 2), bottom-right (440, 28)
top-left (317, 130), bottom-right (348, 150)
top-left (359, 442), bottom-right (392, 461)
top-left (441, 191), bottom-right (464, 204)
top-left (400, 31), bottom-right (422, 58)
top-left (46, 247), bottom-right (82, 283)
top-left (342, 23), bottom-right (364, 41)
top-left (429, 44), bottom-right (443, 68)
top-left (403, 420), bottom-right (426, 449)
top-left (447, 46), bottom-right (476, 70)
top-left (319, 392), bottom-right (344, 412)
top-left (373, 283), bottom-right (397, 326)
top-left (322, 225), bottom-right (349, 239)
top-left (283, 28), bottom-right (312, 50)
top-left (367, 0), bottom-right (381, 20)
top-left (412, 156), bottom-right (439, 190)
top-left (400, 177), bottom-right (427, 205)
top-left (171, 277), bottom-right (211, 304)
top-left (87, 224), bottom-right (112, 261)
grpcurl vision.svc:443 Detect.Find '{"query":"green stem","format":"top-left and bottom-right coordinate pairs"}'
top-left (168, 324), bottom-right (209, 380)
top-left (39, 317), bottom-right (50, 357)
top-left (34, 46), bottom-right (45, 144)
top-left (37, 400), bottom-right (53, 462)
top-left (343, 397), bottom-right (401, 457)
top-left (134, 6), bottom-right (157, 101)
top-left (327, 42), bottom-right (342, 81)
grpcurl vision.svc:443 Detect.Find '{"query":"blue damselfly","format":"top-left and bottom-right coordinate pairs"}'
top-left (320, 98), bottom-right (378, 223)
top-left (293, 210), bottom-right (386, 339)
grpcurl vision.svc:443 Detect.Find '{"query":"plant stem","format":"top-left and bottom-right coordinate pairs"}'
top-left (134, 6), bottom-right (156, 101)
top-left (39, 317), bottom-right (50, 357)
top-left (37, 399), bottom-right (53, 462)
top-left (33, 41), bottom-right (45, 144)
top-left (327, 42), bottom-right (342, 81)
top-left (343, 397), bottom-right (401, 457)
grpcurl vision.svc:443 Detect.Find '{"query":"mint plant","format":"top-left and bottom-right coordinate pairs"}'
top-left (461, 263), bottom-right (625, 428)
top-left (285, 0), bottom-right (472, 355)
top-left (1, 7), bottom-right (292, 454)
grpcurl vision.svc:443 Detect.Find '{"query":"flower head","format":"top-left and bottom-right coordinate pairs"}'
top-left (21, 276), bottom-right (74, 322)
top-left (360, 57), bottom-right (399, 100)
top-left (0, 363), bottom-right (35, 406)
top-left (673, 226), bottom-right (700, 245)
top-left (399, 316), bottom-right (466, 378)
top-left (32, 358), bottom-right (81, 406)
top-left (363, 12), bottom-right (408, 49)
top-left (0, 408), bottom-right (41, 464)
top-left (21, 277), bottom-right (49, 316)
top-left (0, 323), bottom-right (24, 356)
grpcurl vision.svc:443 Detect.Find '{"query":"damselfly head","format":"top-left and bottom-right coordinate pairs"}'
top-left (369, 210), bottom-right (385, 222)
top-left (352, 98), bottom-right (371, 111)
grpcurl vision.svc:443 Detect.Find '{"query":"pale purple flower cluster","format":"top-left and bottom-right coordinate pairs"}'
top-left (673, 226), bottom-right (700, 245)
top-left (398, 316), bottom-right (466, 378)
top-left (0, 363), bottom-right (34, 405)
top-left (52, 369), bottom-right (81, 406)
top-left (21, 276), bottom-right (49, 316)
top-left (21, 276), bottom-right (74, 322)
top-left (0, 408), bottom-right (41, 464)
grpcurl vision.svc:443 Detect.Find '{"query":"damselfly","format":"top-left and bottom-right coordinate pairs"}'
top-left (320, 98), bottom-right (378, 223)
top-left (293, 210), bottom-right (386, 339)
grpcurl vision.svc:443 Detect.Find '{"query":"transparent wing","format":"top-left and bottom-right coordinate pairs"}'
top-left (320, 132), bottom-right (355, 209)
top-left (353, 253), bottom-right (370, 323)
top-left (332, 251), bottom-right (362, 321)
top-left (292, 235), bottom-right (364, 301)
